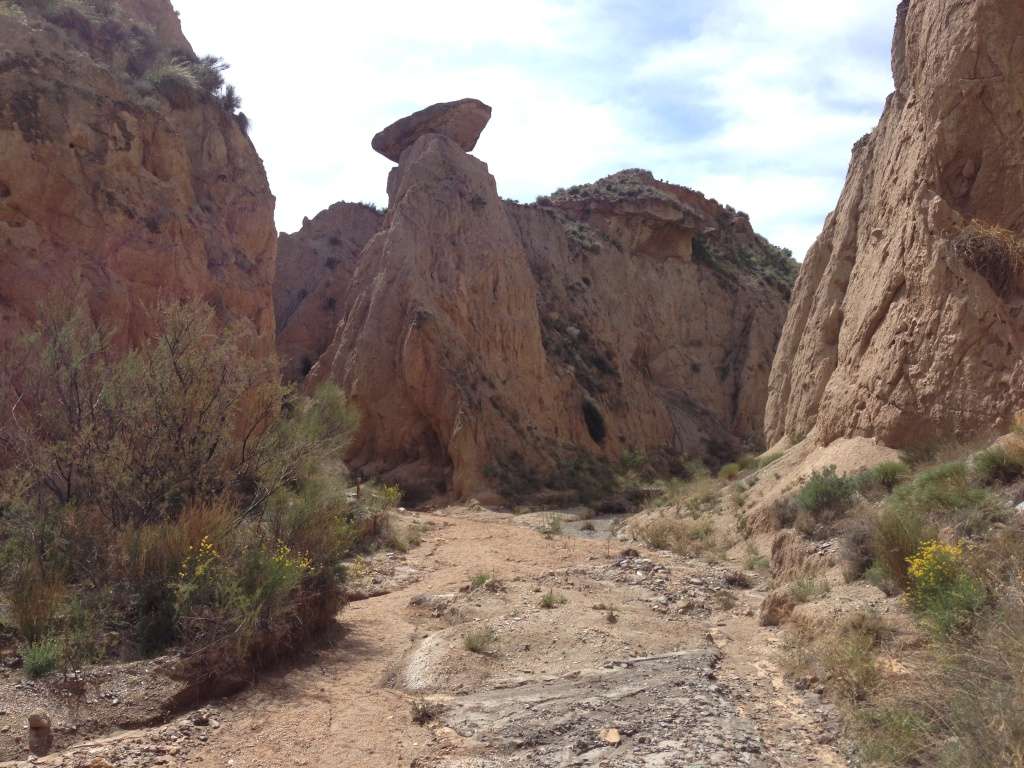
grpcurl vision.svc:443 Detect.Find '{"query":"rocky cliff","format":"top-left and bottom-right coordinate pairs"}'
top-left (766, 0), bottom-right (1024, 448)
top-left (275, 203), bottom-right (383, 381)
top-left (282, 101), bottom-right (795, 502)
top-left (0, 0), bottom-right (276, 350)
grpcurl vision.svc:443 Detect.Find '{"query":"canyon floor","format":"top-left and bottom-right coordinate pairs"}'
top-left (3, 507), bottom-right (852, 768)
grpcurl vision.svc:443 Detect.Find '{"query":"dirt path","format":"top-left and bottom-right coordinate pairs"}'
top-left (9, 507), bottom-right (849, 767)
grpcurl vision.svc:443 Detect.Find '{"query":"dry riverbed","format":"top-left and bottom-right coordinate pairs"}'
top-left (0, 507), bottom-right (851, 767)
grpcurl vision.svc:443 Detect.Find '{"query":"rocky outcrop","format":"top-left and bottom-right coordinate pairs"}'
top-left (293, 105), bottom-right (795, 502)
top-left (371, 98), bottom-right (491, 162)
top-left (766, 0), bottom-right (1024, 448)
top-left (0, 0), bottom-right (276, 352)
top-left (275, 203), bottom-right (383, 381)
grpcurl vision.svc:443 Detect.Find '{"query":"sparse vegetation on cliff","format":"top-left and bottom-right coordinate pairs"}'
top-left (954, 220), bottom-right (1024, 297)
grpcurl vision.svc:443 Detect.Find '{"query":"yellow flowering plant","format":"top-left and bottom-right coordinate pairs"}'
top-left (905, 540), bottom-right (986, 635)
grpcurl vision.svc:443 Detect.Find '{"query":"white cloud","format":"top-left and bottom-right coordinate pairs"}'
top-left (172, 0), bottom-right (896, 258)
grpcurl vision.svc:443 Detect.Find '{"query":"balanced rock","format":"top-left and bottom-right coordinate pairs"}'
top-left (371, 98), bottom-right (492, 162)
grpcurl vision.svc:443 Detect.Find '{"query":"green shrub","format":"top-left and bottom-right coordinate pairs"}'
top-left (193, 54), bottom-right (228, 95)
top-left (872, 500), bottom-right (934, 588)
top-left (0, 298), bottom-right (364, 678)
top-left (888, 461), bottom-right (1003, 536)
top-left (795, 466), bottom-right (854, 520)
top-left (22, 637), bottom-right (60, 679)
top-left (973, 446), bottom-right (1024, 486)
top-left (468, 573), bottom-right (495, 591)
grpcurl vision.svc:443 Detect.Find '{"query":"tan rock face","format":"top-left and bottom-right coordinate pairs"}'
top-left (371, 98), bottom-right (492, 162)
top-left (275, 203), bottom-right (383, 381)
top-left (766, 0), bottom-right (1024, 448)
top-left (0, 1), bottom-right (276, 353)
top-left (290, 108), bottom-right (795, 502)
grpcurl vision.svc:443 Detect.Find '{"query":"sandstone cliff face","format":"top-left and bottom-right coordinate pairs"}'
top-left (290, 106), bottom-right (795, 502)
top-left (766, 0), bottom-right (1024, 448)
top-left (275, 203), bottom-right (383, 381)
top-left (0, 0), bottom-right (276, 351)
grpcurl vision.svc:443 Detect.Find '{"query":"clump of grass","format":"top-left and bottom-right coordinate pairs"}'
top-left (789, 576), bottom-right (830, 604)
top-left (468, 573), bottom-right (494, 591)
top-left (540, 588), bottom-right (568, 609)
top-left (21, 637), bottom-right (60, 679)
top-left (851, 559), bottom-right (1024, 767)
top-left (953, 220), bottom-right (1024, 297)
top-left (972, 446), bottom-right (1024, 486)
top-left (744, 545), bottom-right (770, 573)
top-left (539, 513), bottom-right (563, 538)
top-left (782, 610), bottom-right (889, 705)
top-left (638, 514), bottom-right (720, 559)
top-left (853, 461), bottom-right (911, 496)
top-left (463, 627), bottom-right (497, 654)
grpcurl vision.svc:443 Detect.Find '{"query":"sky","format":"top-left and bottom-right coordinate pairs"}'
top-left (173, 0), bottom-right (898, 259)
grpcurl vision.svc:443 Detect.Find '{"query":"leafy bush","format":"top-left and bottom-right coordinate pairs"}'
top-left (795, 466), bottom-right (854, 521)
top-left (22, 637), bottom-right (60, 679)
top-left (0, 299), bottom-right (370, 679)
top-left (973, 446), bottom-right (1024, 485)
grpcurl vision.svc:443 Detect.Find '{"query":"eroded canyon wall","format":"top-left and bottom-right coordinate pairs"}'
top-left (766, 0), bottom-right (1024, 448)
top-left (0, 0), bottom-right (276, 350)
